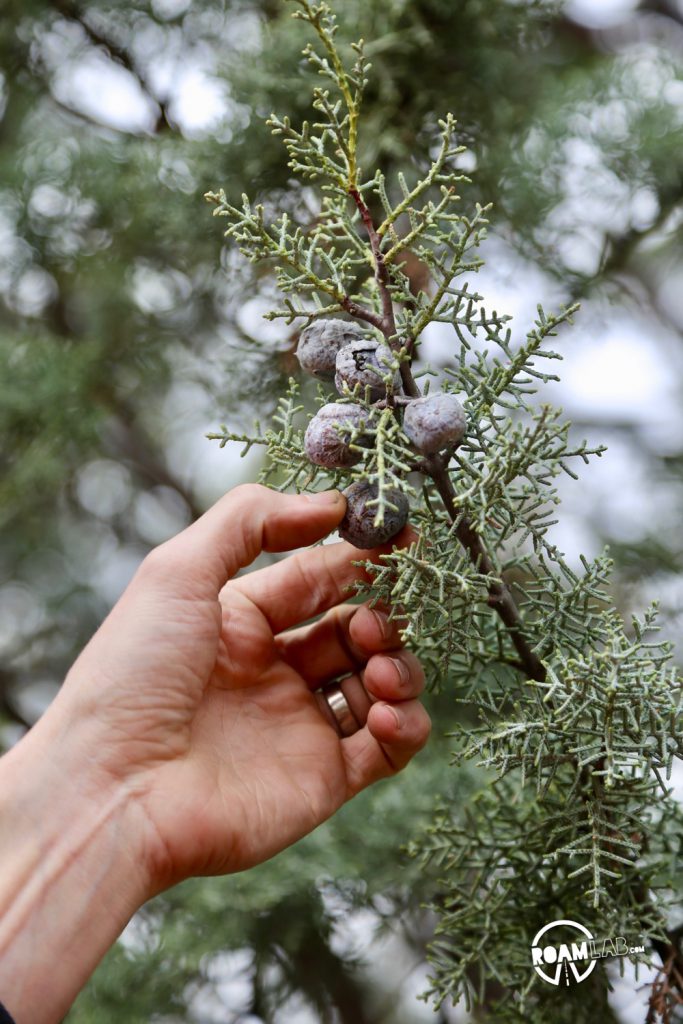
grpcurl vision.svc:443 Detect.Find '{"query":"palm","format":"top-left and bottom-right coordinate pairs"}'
top-left (62, 486), bottom-right (429, 894)
top-left (128, 585), bottom-right (351, 886)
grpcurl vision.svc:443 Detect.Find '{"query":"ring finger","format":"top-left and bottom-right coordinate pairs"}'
top-left (316, 650), bottom-right (425, 736)
top-left (314, 673), bottom-right (372, 735)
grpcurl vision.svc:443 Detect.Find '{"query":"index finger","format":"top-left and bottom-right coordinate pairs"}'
top-left (226, 525), bottom-right (416, 633)
top-left (137, 484), bottom-right (347, 598)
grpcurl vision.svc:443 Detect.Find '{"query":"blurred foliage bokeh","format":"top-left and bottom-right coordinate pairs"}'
top-left (1, 0), bottom-right (682, 1020)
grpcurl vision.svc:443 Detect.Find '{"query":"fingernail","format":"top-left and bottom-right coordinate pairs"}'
top-left (370, 608), bottom-right (390, 640)
top-left (307, 489), bottom-right (343, 506)
top-left (389, 656), bottom-right (410, 687)
top-left (382, 703), bottom-right (402, 730)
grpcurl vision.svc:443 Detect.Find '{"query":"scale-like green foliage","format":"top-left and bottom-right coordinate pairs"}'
top-left (206, 2), bottom-right (683, 1019)
top-left (205, 0), bottom-right (683, 1015)
top-left (206, 6), bottom-right (683, 1015)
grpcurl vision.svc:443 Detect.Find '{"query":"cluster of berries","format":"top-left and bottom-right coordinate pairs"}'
top-left (296, 318), bottom-right (466, 548)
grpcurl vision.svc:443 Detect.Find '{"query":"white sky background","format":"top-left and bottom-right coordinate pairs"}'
top-left (7, 0), bottom-right (683, 1020)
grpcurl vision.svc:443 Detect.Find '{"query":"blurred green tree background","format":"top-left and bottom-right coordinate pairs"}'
top-left (1, 1), bottom-right (682, 1020)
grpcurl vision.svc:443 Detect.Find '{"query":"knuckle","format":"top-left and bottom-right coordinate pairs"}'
top-left (231, 482), bottom-right (268, 504)
top-left (335, 608), bottom-right (368, 667)
top-left (136, 539), bottom-right (181, 583)
top-left (218, 483), bottom-right (268, 521)
top-left (138, 542), bottom-right (170, 576)
top-left (302, 548), bottom-right (345, 611)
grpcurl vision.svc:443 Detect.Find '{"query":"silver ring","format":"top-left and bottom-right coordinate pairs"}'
top-left (322, 683), bottom-right (358, 737)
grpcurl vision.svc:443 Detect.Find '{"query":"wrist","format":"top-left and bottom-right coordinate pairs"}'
top-left (0, 705), bottom-right (151, 1024)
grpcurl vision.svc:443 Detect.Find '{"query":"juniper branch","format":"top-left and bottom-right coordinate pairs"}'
top-left (348, 187), bottom-right (397, 340)
top-left (291, 0), bottom-right (361, 187)
top-left (348, 122), bottom-right (683, 1012)
top-left (206, 3), bottom-right (683, 1015)
top-left (376, 116), bottom-right (461, 242)
top-left (348, 184), bottom-right (547, 682)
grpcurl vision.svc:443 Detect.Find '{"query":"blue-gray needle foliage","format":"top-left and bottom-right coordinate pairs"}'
top-left (206, 3), bottom-right (683, 1020)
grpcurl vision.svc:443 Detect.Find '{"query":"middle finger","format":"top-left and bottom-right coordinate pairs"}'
top-left (276, 603), bottom-right (405, 686)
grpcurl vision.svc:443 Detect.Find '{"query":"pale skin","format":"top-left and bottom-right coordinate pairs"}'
top-left (0, 484), bottom-right (431, 1023)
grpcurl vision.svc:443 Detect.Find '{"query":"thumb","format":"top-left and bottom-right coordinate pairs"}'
top-left (141, 484), bottom-right (347, 596)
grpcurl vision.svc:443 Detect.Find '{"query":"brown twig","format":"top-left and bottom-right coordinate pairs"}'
top-left (349, 189), bottom-right (396, 333)
top-left (424, 457), bottom-right (547, 681)
top-left (340, 295), bottom-right (385, 332)
top-left (646, 948), bottom-right (683, 1024)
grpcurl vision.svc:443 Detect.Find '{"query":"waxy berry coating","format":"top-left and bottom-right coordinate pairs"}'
top-left (296, 319), bottom-right (365, 379)
top-left (339, 480), bottom-right (409, 549)
top-left (334, 338), bottom-right (399, 400)
top-left (304, 403), bottom-right (368, 468)
top-left (402, 392), bottom-right (466, 454)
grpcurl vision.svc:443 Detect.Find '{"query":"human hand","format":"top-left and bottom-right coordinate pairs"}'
top-left (0, 484), bottom-right (430, 1023)
top-left (57, 483), bottom-right (431, 888)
